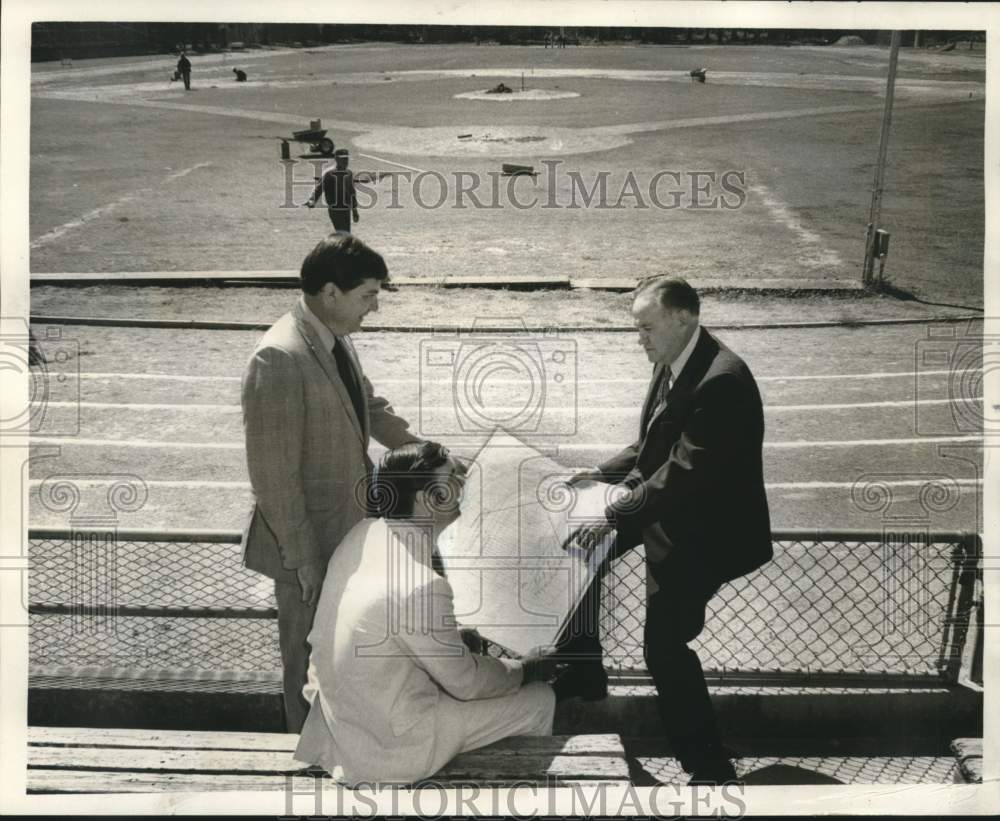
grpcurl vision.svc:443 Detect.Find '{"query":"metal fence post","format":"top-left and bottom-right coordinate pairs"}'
top-left (937, 533), bottom-right (981, 683)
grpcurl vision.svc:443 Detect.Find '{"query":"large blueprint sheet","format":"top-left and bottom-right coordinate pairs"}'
top-left (438, 429), bottom-right (617, 656)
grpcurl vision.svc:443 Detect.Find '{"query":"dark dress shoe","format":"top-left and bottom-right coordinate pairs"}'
top-left (551, 662), bottom-right (608, 702)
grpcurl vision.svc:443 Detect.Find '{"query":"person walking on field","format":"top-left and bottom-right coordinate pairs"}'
top-left (307, 149), bottom-right (359, 232)
top-left (176, 52), bottom-right (192, 90)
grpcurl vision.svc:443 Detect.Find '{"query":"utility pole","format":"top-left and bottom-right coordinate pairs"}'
top-left (862, 30), bottom-right (902, 289)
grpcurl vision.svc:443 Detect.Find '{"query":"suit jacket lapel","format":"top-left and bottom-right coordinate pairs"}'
top-left (643, 328), bottom-right (715, 432)
top-left (291, 304), bottom-right (365, 444)
top-left (640, 363), bottom-right (668, 435)
top-left (673, 328), bottom-right (717, 396)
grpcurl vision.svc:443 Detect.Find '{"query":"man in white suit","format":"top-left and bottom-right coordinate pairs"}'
top-left (295, 442), bottom-right (556, 785)
top-left (241, 232), bottom-right (423, 732)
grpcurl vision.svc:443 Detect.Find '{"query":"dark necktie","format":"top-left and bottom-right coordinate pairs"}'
top-left (332, 338), bottom-right (364, 426)
top-left (643, 366), bottom-right (672, 435)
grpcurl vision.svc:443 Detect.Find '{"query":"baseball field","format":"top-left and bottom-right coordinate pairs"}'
top-left (23, 40), bottom-right (986, 692)
top-left (30, 42), bottom-right (985, 305)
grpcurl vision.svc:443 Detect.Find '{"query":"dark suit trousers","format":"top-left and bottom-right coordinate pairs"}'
top-left (559, 550), bottom-right (724, 773)
top-left (644, 556), bottom-right (724, 773)
top-left (275, 579), bottom-right (317, 733)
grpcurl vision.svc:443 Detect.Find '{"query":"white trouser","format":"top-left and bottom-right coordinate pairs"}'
top-left (425, 681), bottom-right (556, 778)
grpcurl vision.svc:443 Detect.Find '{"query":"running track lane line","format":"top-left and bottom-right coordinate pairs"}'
top-left (28, 434), bottom-right (984, 450)
top-left (36, 397), bottom-right (982, 412)
top-left (29, 163), bottom-right (213, 250)
top-left (26, 478), bottom-right (984, 491)
top-left (28, 314), bottom-right (982, 331)
top-left (49, 367), bottom-right (984, 384)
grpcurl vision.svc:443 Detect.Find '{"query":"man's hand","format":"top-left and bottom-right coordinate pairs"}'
top-left (562, 521), bottom-right (615, 554)
top-left (296, 560), bottom-right (325, 608)
top-left (305, 200), bottom-right (315, 209)
top-left (520, 646), bottom-right (557, 684)
top-left (459, 626), bottom-right (485, 655)
top-left (565, 468), bottom-right (603, 487)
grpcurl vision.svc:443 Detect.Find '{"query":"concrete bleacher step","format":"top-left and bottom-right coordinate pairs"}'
top-left (625, 736), bottom-right (961, 785)
top-left (24, 725), bottom-right (961, 791)
top-left (26, 728), bottom-right (629, 793)
top-left (29, 668), bottom-right (982, 743)
top-left (29, 666), bottom-right (286, 732)
top-left (555, 676), bottom-right (983, 743)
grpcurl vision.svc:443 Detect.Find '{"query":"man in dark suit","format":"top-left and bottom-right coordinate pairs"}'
top-left (560, 276), bottom-right (772, 785)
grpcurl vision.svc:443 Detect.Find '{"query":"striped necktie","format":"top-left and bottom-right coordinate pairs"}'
top-left (655, 365), bottom-right (673, 412)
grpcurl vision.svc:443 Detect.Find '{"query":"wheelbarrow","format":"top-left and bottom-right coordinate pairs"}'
top-left (278, 119), bottom-right (334, 157)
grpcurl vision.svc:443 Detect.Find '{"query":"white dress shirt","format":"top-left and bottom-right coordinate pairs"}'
top-left (299, 294), bottom-right (338, 352)
top-left (666, 322), bottom-right (701, 389)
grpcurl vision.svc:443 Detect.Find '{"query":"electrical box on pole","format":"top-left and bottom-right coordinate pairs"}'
top-left (862, 30), bottom-right (902, 290)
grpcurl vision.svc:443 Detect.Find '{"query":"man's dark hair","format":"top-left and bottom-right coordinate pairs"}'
top-left (370, 441), bottom-right (451, 519)
top-left (300, 232), bottom-right (389, 295)
top-left (634, 276), bottom-right (700, 316)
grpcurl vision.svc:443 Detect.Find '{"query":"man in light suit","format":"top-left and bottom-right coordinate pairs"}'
top-left (241, 232), bottom-right (423, 732)
top-left (295, 442), bottom-right (556, 785)
top-left (562, 276), bottom-right (772, 785)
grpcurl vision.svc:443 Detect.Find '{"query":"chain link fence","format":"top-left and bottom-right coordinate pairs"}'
top-left (601, 532), bottom-right (980, 679)
top-left (28, 528), bottom-right (980, 682)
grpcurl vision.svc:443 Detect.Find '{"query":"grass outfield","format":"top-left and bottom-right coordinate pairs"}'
top-left (30, 44), bottom-right (984, 306)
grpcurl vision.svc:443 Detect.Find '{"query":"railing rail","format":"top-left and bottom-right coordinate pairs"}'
top-left (25, 527), bottom-right (984, 545)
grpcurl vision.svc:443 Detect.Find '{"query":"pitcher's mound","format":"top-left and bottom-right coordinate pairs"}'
top-left (455, 88), bottom-right (580, 101)
top-left (354, 125), bottom-right (630, 157)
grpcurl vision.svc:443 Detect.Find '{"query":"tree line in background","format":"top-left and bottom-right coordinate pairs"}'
top-left (31, 21), bottom-right (984, 63)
